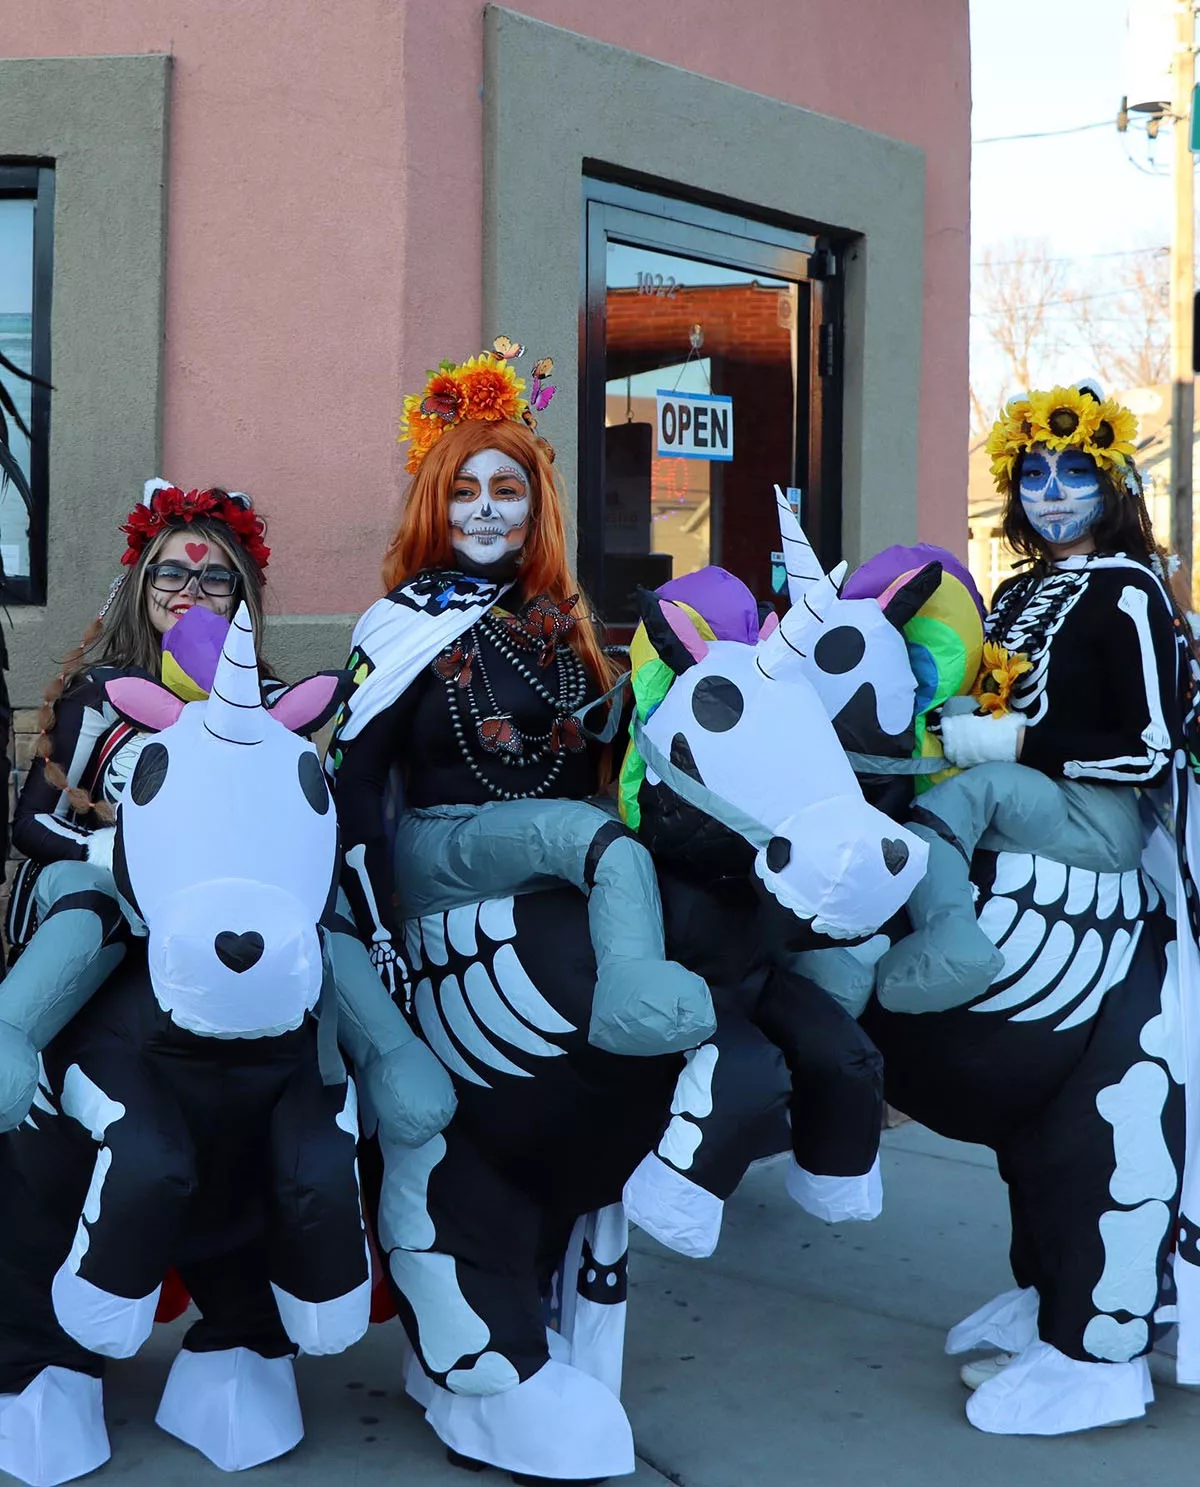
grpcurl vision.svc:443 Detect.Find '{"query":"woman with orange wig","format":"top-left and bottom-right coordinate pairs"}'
top-left (327, 344), bottom-right (713, 1057)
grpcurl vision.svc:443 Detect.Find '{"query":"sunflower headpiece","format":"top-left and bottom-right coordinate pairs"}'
top-left (985, 384), bottom-right (1139, 496)
top-left (399, 335), bottom-right (557, 475)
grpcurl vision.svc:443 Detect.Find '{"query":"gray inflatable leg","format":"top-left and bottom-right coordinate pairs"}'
top-left (875, 765), bottom-right (1144, 1014)
top-left (394, 801), bottom-right (714, 1057)
top-left (874, 825), bottom-right (1004, 1013)
top-left (0, 860), bottom-right (127, 1131)
top-left (323, 893), bottom-right (457, 1147)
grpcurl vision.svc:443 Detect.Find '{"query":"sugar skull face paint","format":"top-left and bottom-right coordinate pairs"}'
top-left (448, 448), bottom-right (532, 571)
top-left (1019, 445), bottom-right (1103, 547)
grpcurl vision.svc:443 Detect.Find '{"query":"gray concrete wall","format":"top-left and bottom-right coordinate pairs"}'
top-left (0, 55), bottom-right (171, 708)
top-left (482, 6), bottom-right (926, 568)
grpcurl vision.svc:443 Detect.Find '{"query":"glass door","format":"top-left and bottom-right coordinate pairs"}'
top-left (581, 178), bottom-right (843, 630)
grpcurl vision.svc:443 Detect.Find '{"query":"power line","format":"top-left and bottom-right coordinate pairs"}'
top-left (972, 245), bottom-right (1169, 267)
top-left (970, 286), bottom-right (1164, 316)
top-left (975, 120), bottom-right (1112, 145)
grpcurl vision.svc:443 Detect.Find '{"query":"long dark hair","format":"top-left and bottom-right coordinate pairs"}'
top-left (1000, 451), bottom-right (1161, 571)
top-left (36, 501), bottom-right (270, 822)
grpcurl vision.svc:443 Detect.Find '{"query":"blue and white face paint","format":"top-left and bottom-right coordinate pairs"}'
top-left (1019, 445), bottom-right (1103, 547)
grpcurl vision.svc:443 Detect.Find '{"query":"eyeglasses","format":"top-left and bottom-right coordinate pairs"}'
top-left (147, 562), bottom-right (241, 598)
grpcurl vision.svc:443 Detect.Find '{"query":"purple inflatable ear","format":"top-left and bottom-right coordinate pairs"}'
top-left (106, 676), bottom-right (187, 731)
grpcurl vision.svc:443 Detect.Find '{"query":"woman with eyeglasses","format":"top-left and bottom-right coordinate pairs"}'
top-left (7, 483), bottom-right (269, 921)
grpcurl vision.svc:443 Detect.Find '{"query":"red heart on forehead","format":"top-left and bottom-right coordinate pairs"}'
top-left (185, 542), bottom-right (209, 563)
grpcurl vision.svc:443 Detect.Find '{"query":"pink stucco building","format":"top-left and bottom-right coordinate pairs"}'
top-left (0, 0), bottom-right (970, 700)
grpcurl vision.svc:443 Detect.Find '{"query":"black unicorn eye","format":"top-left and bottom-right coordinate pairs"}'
top-left (298, 751), bottom-right (331, 814)
top-left (690, 675), bottom-right (744, 732)
top-left (813, 626), bottom-right (866, 675)
top-left (130, 743), bottom-right (170, 805)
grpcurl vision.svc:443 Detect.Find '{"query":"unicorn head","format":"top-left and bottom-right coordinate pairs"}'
top-left (105, 605), bottom-right (344, 1037)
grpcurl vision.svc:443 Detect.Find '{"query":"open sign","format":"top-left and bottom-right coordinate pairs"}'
top-left (656, 390), bottom-right (734, 462)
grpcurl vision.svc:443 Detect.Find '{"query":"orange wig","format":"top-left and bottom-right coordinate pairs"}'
top-left (383, 420), bottom-right (614, 689)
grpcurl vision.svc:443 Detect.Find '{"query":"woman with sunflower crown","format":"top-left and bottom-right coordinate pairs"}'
top-left (863, 382), bottom-right (1200, 1435)
top-left (942, 381), bottom-right (1186, 778)
top-left (327, 342), bottom-right (716, 1480)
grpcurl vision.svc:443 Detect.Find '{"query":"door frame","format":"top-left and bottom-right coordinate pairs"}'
top-left (580, 174), bottom-right (844, 618)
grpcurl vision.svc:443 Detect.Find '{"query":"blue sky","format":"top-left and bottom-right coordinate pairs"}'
top-left (970, 0), bottom-right (1180, 400)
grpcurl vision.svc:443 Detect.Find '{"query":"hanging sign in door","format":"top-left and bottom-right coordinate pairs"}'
top-left (656, 390), bottom-right (734, 462)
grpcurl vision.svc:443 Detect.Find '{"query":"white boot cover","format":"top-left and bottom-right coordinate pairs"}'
top-left (0, 1367), bottom-right (109, 1487)
top-left (270, 1275), bottom-right (371, 1356)
top-left (622, 1152), bottom-right (723, 1258)
top-left (786, 1156), bottom-right (882, 1223)
top-left (419, 1359), bottom-right (635, 1479)
top-left (155, 1347), bottom-right (304, 1471)
top-left (966, 1339), bottom-right (1153, 1434)
top-left (946, 1285), bottom-right (1039, 1356)
top-left (51, 1263), bottom-right (159, 1360)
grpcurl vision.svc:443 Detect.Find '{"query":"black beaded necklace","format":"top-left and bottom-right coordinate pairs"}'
top-left (431, 609), bottom-right (589, 802)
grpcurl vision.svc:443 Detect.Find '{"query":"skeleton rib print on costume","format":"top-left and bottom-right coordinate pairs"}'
top-left (968, 851), bottom-right (1158, 1029)
top-left (986, 556), bottom-right (1177, 784)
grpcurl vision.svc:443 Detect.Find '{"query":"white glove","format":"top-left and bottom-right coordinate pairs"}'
top-left (939, 711), bottom-right (1024, 768)
top-left (85, 826), bottom-right (117, 873)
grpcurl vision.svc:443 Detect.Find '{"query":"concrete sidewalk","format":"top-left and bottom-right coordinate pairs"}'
top-left (43, 1127), bottom-right (1200, 1487)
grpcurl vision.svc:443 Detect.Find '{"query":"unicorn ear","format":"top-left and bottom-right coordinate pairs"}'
top-left (105, 674), bottom-right (187, 732)
top-left (142, 477), bottom-right (175, 506)
top-left (267, 672), bottom-right (349, 737)
top-left (638, 590), bottom-right (709, 675)
top-left (881, 562), bottom-right (942, 631)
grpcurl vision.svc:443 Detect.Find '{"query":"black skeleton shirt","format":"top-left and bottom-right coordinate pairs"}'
top-left (987, 553), bottom-right (1185, 787)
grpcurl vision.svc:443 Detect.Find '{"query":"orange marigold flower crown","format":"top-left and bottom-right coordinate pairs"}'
top-left (399, 335), bottom-right (557, 474)
top-left (985, 383), bottom-right (1139, 496)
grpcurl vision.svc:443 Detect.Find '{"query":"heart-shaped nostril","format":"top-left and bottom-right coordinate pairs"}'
top-left (766, 836), bottom-right (792, 873)
top-left (215, 930), bottom-right (265, 973)
top-left (882, 838), bottom-right (909, 876)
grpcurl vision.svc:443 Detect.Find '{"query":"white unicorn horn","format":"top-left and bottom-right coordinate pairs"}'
top-left (774, 484), bottom-right (824, 606)
top-left (204, 602), bottom-right (265, 745)
top-left (757, 559), bottom-right (848, 679)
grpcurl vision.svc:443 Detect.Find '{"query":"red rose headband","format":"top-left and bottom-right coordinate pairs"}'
top-left (119, 478), bottom-right (270, 576)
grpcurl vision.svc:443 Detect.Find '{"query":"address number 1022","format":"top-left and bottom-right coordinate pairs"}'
top-left (636, 272), bottom-right (679, 298)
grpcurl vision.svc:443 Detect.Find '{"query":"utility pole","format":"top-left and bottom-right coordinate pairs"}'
top-left (1170, 0), bottom-right (1197, 600)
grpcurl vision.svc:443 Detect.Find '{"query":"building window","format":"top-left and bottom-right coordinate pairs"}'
top-left (582, 177), bottom-right (844, 630)
top-left (0, 163), bottom-right (53, 605)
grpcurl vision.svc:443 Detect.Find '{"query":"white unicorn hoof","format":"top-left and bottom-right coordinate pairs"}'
top-left (785, 1155), bottom-right (882, 1223)
top-left (419, 1358), bottom-right (635, 1479)
top-left (966, 1339), bottom-right (1152, 1434)
top-left (270, 1275), bottom-right (371, 1355)
top-left (51, 1263), bottom-right (159, 1359)
top-left (622, 1152), bottom-right (723, 1258)
top-left (0, 1367), bottom-right (109, 1486)
top-left (156, 1347), bottom-right (304, 1471)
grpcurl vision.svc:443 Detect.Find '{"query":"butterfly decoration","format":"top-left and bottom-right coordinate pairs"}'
top-left (491, 335), bottom-right (525, 362)
top-left (529, 357), bottom-right (556, 416)
top-left (478, 714), bottom-right (523, 757)
top-left (420, 388), bottom-right (460, 422)
top-left (550, 714), bottom-right (586, 754)
top-left (504, 593), bottom-right (580, 666)
top-left (432, 640), bottom-right (475, 688)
